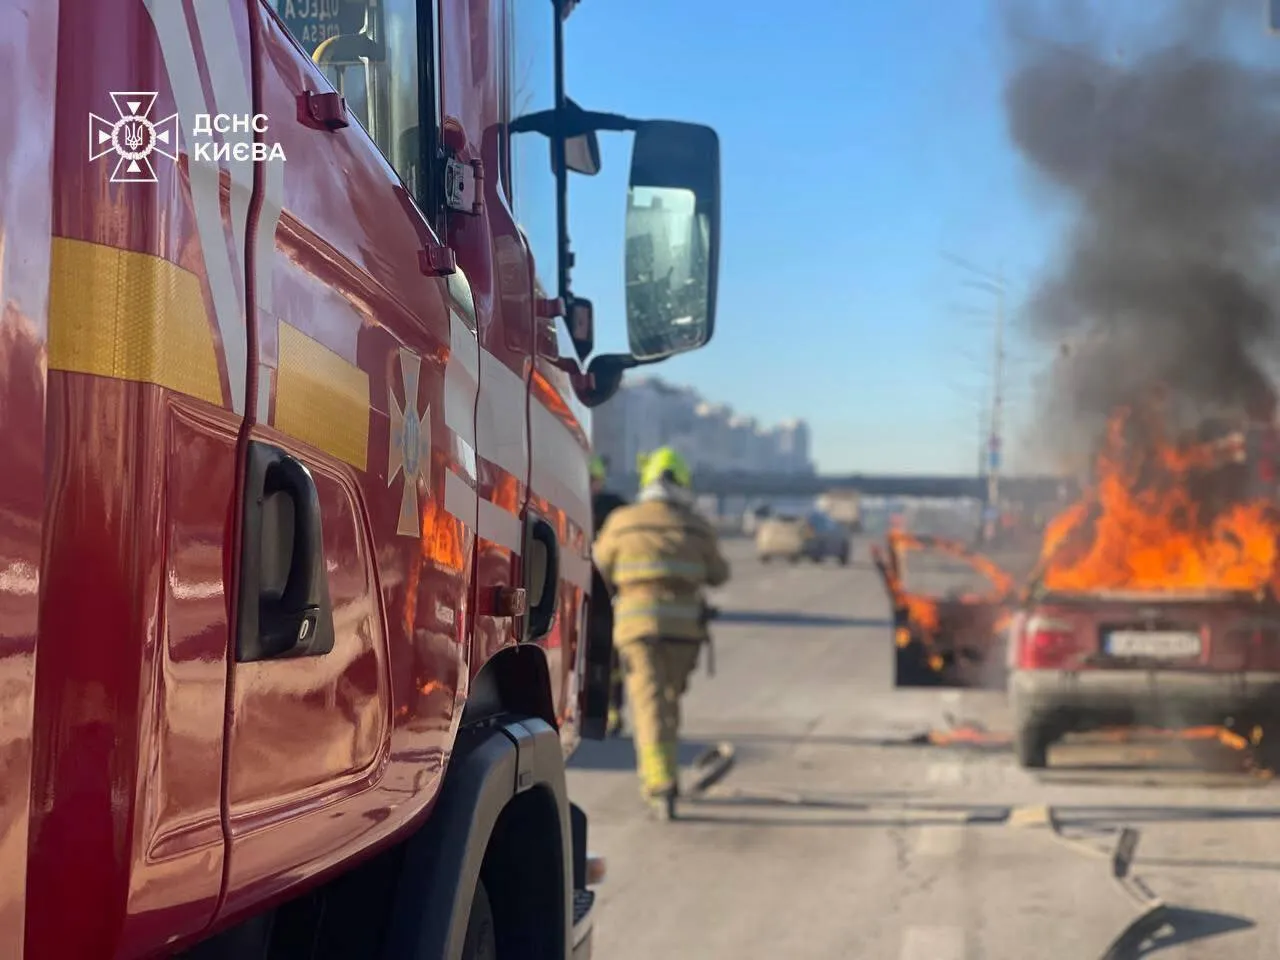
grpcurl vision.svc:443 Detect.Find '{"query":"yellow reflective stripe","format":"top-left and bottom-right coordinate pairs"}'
top-left (612, 558), bottom-right (707, 581)
top-left (637, 742), bottom-right (676, 792)
top-left (614, 599), bottom-right (703, 621)
top-left (659, 741), bottom-right (678, 775)
top-left (47, 237), bottom-right (224, 406)
top-left (274, 320), bottom-right (370, 470)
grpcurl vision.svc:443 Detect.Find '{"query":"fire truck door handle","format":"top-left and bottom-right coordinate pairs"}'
top-left (525, 517), bottom-right (560, 641)
top-left (236, 442), bottom-right (337, 662)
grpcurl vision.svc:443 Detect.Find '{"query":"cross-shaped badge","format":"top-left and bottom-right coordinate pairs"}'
top-left (389, 348), bottom-right (431, 537)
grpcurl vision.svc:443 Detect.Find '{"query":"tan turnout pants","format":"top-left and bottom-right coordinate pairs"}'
top-left (617, 636), bottom-right (702, 796)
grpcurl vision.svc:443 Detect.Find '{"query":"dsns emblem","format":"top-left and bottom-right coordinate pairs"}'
top-left (388, 348), bottom-right (432, 537)
top-left (89, 92), bottom-right (179, 184)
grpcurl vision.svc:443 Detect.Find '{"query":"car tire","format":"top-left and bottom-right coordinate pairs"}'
top-left (759, 554), bottom-right (771, 564)
top-left (788, 554), bottom-right (800, 565)
top-left (1014, 721), bottom-right (1051, 770)
top-left (838, 548), bottom-right (850, 567)
top-left (460, 880), bottom-right (497, 960)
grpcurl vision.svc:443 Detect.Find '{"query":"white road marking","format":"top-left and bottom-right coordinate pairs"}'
top-left (927, 761), bottom-right (964, 786)
top-left (913, 825), bottom-right (964, 858)
top-left (899, 925), bottom-right (966, 960)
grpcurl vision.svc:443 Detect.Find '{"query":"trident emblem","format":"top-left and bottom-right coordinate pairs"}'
top-left (89, 92), bottom-right (180, 184)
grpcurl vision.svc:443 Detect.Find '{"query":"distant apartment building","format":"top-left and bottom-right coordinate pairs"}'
top-left (590, 376), bottom-right (815, 482)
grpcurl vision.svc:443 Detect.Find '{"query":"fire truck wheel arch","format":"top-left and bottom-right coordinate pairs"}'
top-left (382, 717), bottom-right (575, 960)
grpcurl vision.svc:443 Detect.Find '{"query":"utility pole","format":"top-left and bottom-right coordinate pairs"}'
top-left (941, 251), bottom-right (1006, 544)
top-left (986, 277), bottom-right (1005, 544)
top-left (978, 404), bottom-right (987, 477)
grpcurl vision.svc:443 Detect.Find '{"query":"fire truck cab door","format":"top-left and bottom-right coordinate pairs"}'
top-left (207, 0), bottom-right (479, 919)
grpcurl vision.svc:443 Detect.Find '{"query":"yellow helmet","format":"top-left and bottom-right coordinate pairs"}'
top-left (637, 446), bottom-right (692, 489)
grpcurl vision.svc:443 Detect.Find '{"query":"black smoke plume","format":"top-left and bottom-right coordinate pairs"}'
top-left (1003, 0), bottom-right (1280, 474)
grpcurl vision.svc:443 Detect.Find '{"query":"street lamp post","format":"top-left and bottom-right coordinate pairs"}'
top-left (944, 252), bottom-right (1007, 544)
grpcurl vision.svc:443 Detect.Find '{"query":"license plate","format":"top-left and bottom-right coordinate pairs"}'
top-left (1105, 630), bottom-right (1202, 659)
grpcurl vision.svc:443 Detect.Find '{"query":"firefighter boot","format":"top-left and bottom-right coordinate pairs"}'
top-left (646, 785), bottom-right (677, 822)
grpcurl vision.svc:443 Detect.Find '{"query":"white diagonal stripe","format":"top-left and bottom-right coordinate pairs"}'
top-left (444, 470), bottom-right (477, 530)
top-left (530, 397), bottom-right (591, 528)
top-left (558, 546), bottom-right (591, 592)
top-left (476, 349), bottom-right (528, 480)
top-left (190, 0), bottom-right (254, 280)
top-left (478, 500), bottom-right (523, 555)
top-left (446, 311), bottom-right (478, 448)
top-left (143, 0), bottom-right (246, 413)
top-left (254, 153), bottom-right (285, 323)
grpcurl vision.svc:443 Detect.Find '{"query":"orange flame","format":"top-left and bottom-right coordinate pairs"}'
top-left (1040, 406), bottom-right (1280, 594)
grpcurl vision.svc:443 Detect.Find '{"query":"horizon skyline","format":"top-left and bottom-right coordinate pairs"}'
top-left (601, 372), bottom-right (1066, 478)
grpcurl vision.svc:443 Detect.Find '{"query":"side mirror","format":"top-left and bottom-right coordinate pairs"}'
top-left (554, 98), bottom-right (602, 177)
top-left (563, 132), bottom-right (601, 176)
top-left (625, 120), bottom-right (720, 362)
top-left (567, 297), bottom-right (594, 362)
top-left (572, 353), bottom-right (637, 409)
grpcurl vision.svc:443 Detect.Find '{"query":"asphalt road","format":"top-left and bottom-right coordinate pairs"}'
top-left (568, 537), bottom-right (1280, 960)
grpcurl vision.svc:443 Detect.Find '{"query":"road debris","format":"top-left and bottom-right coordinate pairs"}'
top-left (684, 742), bottom-right (736, 796)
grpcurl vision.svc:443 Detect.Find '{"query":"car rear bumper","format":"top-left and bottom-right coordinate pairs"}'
top-left (1011, 669), bottom-right (1280, 728)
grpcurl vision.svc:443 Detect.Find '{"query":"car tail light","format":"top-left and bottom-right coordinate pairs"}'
top-left (1245, 626), bottom-right (1280, 671)
top-left (1018, 616), bottom-right (1086, 669)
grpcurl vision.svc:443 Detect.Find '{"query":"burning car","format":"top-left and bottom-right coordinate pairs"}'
top-left (873, 403), bottom-right (1280, 769)
top-left (1007, 407), bottom-right (1280, 767)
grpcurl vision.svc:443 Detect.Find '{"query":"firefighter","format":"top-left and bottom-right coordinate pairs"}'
top-left (590, 455), bottom-right (628, 737)
top-left (592, 447), bottom-right (730, 820)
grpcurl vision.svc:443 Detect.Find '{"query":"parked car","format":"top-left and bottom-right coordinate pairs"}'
top-left (756, 512), bottom-right (850, 565)
top-left (742, 502), bottom-right (773, 536)
top-left (1007, 590), bottom-right (1280, 768)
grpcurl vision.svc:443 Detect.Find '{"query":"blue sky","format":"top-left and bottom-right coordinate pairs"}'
top-left (562, 0), bottom-right (1071, 474)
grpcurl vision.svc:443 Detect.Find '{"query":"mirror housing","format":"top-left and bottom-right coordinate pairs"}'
top-left (559, 100), bottom-right (601, 176)
top-left (567, 297), bottom-right (594, 362)
top-left (625, 121), bottom-right (720, 362)
top-left (572, 353), bottom-right (638, 408)
top-left (563, 132), bottom-right (601, 176)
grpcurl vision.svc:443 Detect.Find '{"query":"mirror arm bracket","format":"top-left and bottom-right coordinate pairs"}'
top-left (510, 108), bottom-right (640, 139)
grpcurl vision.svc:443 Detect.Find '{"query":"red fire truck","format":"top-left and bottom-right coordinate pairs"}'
top-left (0, 0), bottom-right (721, 956)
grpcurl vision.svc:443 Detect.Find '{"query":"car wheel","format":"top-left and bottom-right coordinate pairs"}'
top-left (460, 880), bottom-right (497, 960)
top-left (838, 548), bottom-right (850, 566)
top-left (788, 554), bottom-right (800, 565)
top-left (759, 554), bottom-right (771, 564)
top-left (1014, 720), bottom-right (1051, 770)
